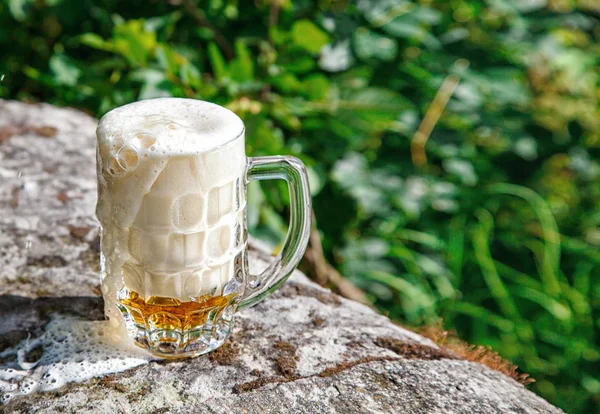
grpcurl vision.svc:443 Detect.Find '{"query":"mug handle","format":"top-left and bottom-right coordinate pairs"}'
top-left (238, 156), bottom-right (311, 309)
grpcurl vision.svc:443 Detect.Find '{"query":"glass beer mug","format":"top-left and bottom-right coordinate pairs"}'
top-left (95, 98), bottom-right (311, 358)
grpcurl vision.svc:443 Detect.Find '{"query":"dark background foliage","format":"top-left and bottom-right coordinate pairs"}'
top-left (1, 0), bottom-right (599, 412)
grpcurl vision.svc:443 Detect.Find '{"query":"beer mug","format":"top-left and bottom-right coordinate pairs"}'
top-left (95, 98), bottom-right (311, 358)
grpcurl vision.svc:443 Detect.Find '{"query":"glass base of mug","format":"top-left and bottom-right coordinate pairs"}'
top-left (116, 288), bottom-right (237, 359)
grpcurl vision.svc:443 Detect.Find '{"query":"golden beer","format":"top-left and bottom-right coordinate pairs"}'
top-left (118, 291), bottom-right (237, 357)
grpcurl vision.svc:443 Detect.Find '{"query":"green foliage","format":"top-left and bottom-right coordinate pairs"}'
top-left (1, 0), bottom-right (599, 412)
top-left (291, 19), bottom-right (329, 54)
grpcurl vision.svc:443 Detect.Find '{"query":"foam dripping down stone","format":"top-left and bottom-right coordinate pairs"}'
top-left (0, 315), bottom-right (154, 405)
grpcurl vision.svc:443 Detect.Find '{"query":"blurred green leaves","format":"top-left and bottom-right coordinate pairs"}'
top-left (49, 53), bottom-right (80, 86)
top-left (291, 20), bottom-right (329, 54)
top-left (8, 0), bottom-right (31, 21)
top-left (82, 19), bottom-right (158, 66)
top-left (354, 28), bottom-right (398, 62)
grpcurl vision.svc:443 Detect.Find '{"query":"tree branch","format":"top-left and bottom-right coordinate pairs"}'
top-left (301, 211), bottom-right (372, 306)
top-left (181, 0), bottom-right (234, 60)
top-left (411, 59), bottom-right (469, 167)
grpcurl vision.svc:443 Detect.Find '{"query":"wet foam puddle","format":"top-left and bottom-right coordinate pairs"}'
top-left (0, 315), bottom-right (154, 404)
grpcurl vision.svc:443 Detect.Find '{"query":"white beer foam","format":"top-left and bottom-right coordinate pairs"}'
top-left (97, 98), bottom-right (245, 156)
top-left (0, 315), bottom-right (153, 405)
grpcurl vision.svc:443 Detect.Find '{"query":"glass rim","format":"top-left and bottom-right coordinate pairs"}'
top-left (96, 97), bottom-right (245, 155)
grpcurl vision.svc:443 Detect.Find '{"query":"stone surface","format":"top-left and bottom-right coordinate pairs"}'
top-left (0, 100), bottom-right (563, 414)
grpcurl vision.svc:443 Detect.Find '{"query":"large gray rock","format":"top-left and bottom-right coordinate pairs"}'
top-left (0, 100), bottom-right (563, 413)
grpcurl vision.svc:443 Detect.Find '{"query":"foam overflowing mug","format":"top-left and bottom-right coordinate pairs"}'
top-left (95, 98), bottom-right (311, 358)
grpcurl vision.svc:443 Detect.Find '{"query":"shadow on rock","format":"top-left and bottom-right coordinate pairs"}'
top-left (0, 295), bottom-right (104, 353)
